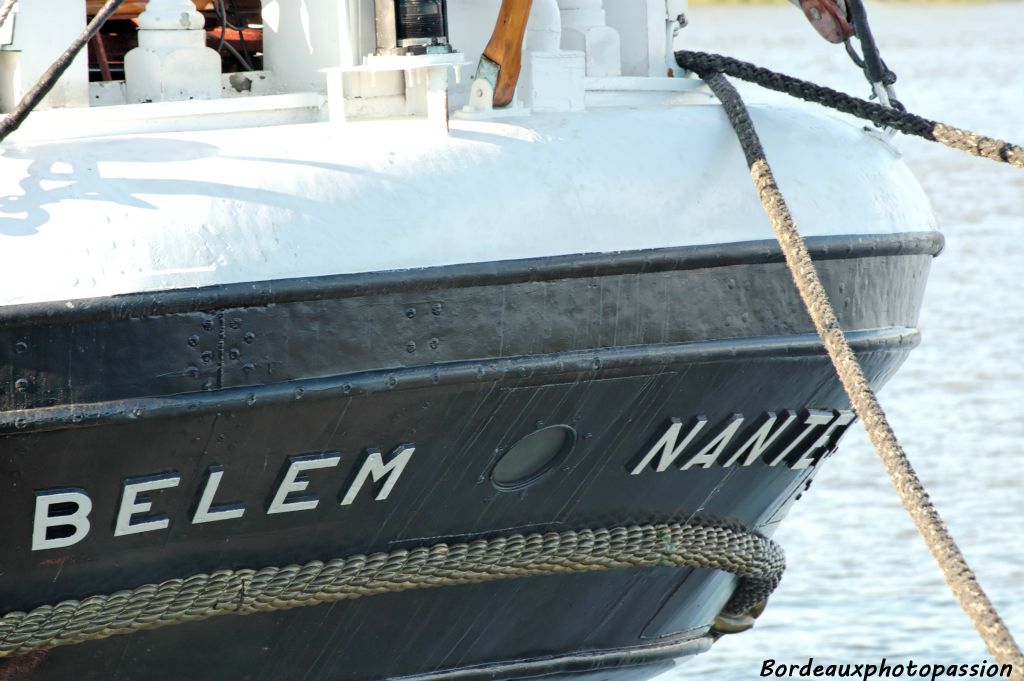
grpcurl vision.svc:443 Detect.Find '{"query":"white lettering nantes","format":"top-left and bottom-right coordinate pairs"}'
top-left (30, 443), bottom-right (416, 551)
top-left (630, 409), bottom-right (856, 475)
top-left (788, 410), bottom-right (857, 470)
top-left (627, 416), bottom-right (707, 473)
top-left (720, 411), bottom-right (798, 467)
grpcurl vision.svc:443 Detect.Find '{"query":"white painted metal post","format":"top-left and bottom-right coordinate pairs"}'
top-left (527, 0), bottom-right (562, 54)
top-left (523, 0), bottom-right (585, 112)
top-left (555, 0), bottom-right (620, 77)
top-left (124, 0), bottom-right (222, 103)
top-left (603, 0), bottom-right (687, 77)
top-left (261, 0), bottom-right (363, 93)
top-left (665, 0), bottom-right (688, 76)
top-left (0, 0), bottom-right (89, 111)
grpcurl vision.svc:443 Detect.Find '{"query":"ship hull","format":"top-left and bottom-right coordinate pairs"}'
top-left (0, 232), bottom-right (939, 680)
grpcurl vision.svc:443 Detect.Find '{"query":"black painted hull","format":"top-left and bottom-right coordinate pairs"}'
top-left (0, 233), bottom-right (939, 680)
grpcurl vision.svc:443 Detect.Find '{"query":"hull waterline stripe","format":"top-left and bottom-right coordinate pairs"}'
top-left (0, 522), bottom-right (782, 660)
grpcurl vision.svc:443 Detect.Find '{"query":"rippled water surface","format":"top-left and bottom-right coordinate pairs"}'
top-left (660, 3), bottom-right (1024, 679)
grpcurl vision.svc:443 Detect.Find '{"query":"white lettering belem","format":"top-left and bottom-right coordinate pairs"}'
top-left (114, 473), bottom-right (181, 537)
top-left (192, 464), bottom-right (246, 524)
top-left (32, 488), bottom-right (93, 551)
top-left (340, 444), bottom-right (416, 506)
top-left (30, 443), bottom-right (418, 551)
top-left (267, 453), bottom-right (342, 514)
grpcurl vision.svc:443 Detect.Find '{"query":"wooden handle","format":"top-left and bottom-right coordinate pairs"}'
top-left (482, 0), bottom-right (534, 107)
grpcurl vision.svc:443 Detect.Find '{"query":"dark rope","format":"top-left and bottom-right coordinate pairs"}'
top-left (701, 69), bottom-right (1024, 678)
top-left (0, 0), bottom-right (125, 144)
top-left (214, 0), bottom-right (254, 72)
top-left (226, 0), bottom-right (254, 68)
top-left (676, 51), bottom-right (1023, 170)
top-left (845, 0), bottom-right (894, 87)
top-left (844, 0), bottom-right (903, 111)
top-left (843, 37), bottom-right (865, 69)
top-left (678, 51), bottom-right (931, 134)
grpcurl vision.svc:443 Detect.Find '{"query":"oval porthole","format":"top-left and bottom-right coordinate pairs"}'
top-left (491, 425), bottom-right (576, 491)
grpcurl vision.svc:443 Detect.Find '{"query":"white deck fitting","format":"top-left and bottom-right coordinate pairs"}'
top-left (0, 0), bottom-right (89, 111)
top-left (124, 0), bottom-right (222, 104)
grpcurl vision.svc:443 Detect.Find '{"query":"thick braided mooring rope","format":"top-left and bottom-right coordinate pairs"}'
top-left (0, 522), bottom-right (783, 659)
top-left (698, 71), bottom-right (1024, 679)
top-left (677, 51), bottom-right (1024, 170)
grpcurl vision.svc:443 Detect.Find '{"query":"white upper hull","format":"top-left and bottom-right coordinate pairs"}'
top-left (0, 101), bottom-right (935, 306)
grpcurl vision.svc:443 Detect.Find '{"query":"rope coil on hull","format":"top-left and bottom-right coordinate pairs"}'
top-left (0, 522), bottom-right (784, 660)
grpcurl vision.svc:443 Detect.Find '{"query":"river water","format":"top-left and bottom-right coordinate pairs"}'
top-left (661, 3), bottom-right (1024, 679)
